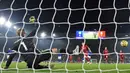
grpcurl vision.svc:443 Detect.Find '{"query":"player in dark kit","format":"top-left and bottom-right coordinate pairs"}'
top-left (4, 27), bottom-right (52, 69)
top-left (103, 47), bottom-right (109, 63)
top-left (119, 50), bottom-right (124, 63)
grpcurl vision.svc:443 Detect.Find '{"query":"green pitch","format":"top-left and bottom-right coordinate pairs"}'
top-left (1, 62), bottom-right (130, 73)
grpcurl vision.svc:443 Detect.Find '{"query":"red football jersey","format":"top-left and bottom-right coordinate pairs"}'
top-left (119, 52), bottom-right (124, 58)
top-left (103, 49), bottom-right (108, 55)
top-left (81, 45), bottom-right (88, 53)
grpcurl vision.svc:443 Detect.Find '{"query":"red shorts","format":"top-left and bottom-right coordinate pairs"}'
top-left (83, 52), bottom-right (88, 57)
top-left (104, 55), bottom-right (108, 59)
top-left (69, 55), bottom-right (73, 60)
top-left (120, 57), bottom-right (124, 60)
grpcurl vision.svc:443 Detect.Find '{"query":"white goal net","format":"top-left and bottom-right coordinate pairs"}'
top-left (0, 0), bottom-right (130, 73)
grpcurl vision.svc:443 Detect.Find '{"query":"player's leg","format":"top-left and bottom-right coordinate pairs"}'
top-left (104, 56), bottom-right (107, 63)
top-left (27, 49), bottom-right (52, 69)
top-left (87, 56), bottom-right (92, 64)
top-left (27, 62), bottom-right (48, 69)
top-left (77, 57), bottom-right (81, 62)
top-left (104, 55), bottom-right (108, 63)
top-left (69, 55), bottom-right (73, 63)
top-left (38, 53), bottom-right (51, 62)
top-left (25, 54), bottom-right (39, 69)
top-left (122, 59), bottom-right (124, 63)
top-left (26, 54), bottom-right (36, 68)
top-left (33, 53), bottom-right (52, 69)
top-left (25, 54), bottom-right (50, 69)
top-left (84, 54), bottom-right (91, 64)
top-left (120, 58), bottom-right (121, 63)
top-left (120, 57), bottom-right (122, 63)
top-left (121, 59), bottom-right (123, 63)
top-left (120, 57), bottom-right (124, 63)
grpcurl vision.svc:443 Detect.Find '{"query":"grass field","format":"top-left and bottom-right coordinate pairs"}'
top-left (1, 62), bottom-right (130, 73)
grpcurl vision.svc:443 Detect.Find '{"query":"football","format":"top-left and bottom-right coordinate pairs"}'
top-left (120, 40), bottom-right (128, 47)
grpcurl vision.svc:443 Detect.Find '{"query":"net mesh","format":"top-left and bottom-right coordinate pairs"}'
top-left (0, 0), bottom-right (130, 73)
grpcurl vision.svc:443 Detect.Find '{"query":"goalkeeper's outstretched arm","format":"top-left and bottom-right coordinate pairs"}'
top-left (26, 26), bottom-right (38, 42)
top-left (27, 25), bottom-right (38, 37)
top-left (4, 41), bottom-right (20, 69)
top-left (5, 53), bottom-right (16, 69)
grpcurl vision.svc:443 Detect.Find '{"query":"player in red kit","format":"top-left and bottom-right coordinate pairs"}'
top-left (80, 42), bottom-right (92, 64)
top-left (103, 47), bottom-right (109, 63)
top-left (119, 50), bottom-right (124, 63)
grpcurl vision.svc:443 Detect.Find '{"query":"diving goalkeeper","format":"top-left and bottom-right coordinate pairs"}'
top-left (4, 26), bottom-right (52, 69)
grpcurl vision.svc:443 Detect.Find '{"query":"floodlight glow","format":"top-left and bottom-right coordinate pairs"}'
top-left (0, 17), bottom-right (6, 25)
top-left (53, 33), bottom-right (56, 37)
top-left (13, 26), bottom-right (17, 29)
top-left (5, 21), bottom-right (12, 28)
top-left (41, 32), bottom-right (46, 38)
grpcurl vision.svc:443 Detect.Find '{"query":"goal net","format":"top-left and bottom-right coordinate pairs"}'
top-left (0, 0), bottom-right (130, 73)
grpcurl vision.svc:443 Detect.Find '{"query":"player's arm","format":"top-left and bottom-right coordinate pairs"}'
top-left (5, 53), bottom-right (16, 69)
top-left (87, 46), bottom-right (92, 52)
top-left (27, 25), bottom-right (38, 37)
top-left (26, 28), bottom-right (38, 42)
top-left (27, 29), bottom-right (37, 37)
top-left (4, 41), bottom-right (20, 69)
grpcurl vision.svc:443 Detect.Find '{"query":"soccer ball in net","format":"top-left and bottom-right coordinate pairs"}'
top-left (120, 40), bottom-right (128, 47)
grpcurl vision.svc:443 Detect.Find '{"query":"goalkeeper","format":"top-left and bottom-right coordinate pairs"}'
top-left (4, 26), bottom-right (52, 69)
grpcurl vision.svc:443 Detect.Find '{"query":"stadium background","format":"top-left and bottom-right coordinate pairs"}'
top-left (0, 25), bottom-right (130, 63)
top-left (0, 0), bottom-right (130, 67)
